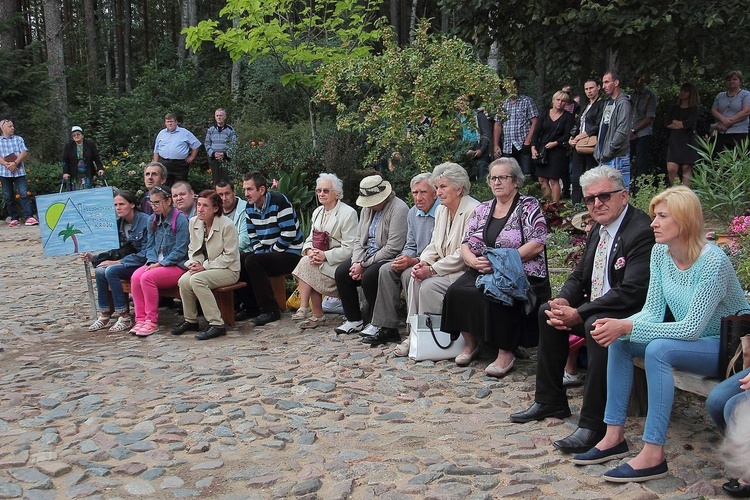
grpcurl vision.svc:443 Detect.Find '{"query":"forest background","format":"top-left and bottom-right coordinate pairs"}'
top-left (2, 0), bottom-right (750, 217)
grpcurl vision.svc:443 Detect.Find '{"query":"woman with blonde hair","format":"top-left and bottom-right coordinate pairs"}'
top-left (531, 91), bottom-right (575, 202)
top-left (573, 186), bottom-right (749, 482)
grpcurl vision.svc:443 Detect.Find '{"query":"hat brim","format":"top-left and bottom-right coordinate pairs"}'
top-left (356, 182), bottom-right (392, 208)
top-left (570, 211), bottom-right (590, 232)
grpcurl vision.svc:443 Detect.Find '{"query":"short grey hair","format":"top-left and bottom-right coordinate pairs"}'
top-left (431, 162), bottom-right (471, 196)
top-left (487, 157), bottom-right (525, 188)
top-left (145, 161), bottom-right (168, 180)
top-left (580, 166), bottom-right (625, 192)
top-left (410, 172), bottom-right (435, 190)
top-left (316, 172), bottom-right (344, 199)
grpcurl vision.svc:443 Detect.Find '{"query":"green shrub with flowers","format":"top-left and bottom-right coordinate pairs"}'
top-left (714, 214), bottom-right (750, 292)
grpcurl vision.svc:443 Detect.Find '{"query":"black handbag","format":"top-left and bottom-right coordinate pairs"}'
top-left (719, 311), bottom-right (750, 380)
top-left (534, 146), bottom-right (548, 166)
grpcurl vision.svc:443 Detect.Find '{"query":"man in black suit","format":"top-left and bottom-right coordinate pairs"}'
top-left (510, 166), bottom-right (655, 453)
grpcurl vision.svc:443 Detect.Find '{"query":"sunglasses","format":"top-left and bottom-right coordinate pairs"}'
top-left (583, 189), bottom-right (622, 206)
top-left (153, 185), bottom-right (171, 197)
top-left (316, 188), bottom-right (331, 194)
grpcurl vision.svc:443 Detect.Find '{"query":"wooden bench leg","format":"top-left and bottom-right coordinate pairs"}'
top-left (269, 276), bottom-right (288, 311)
top-left (215, 290), bottom-right (236, 326)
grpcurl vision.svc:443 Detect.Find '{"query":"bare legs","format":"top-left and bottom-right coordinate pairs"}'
top-left (596, 425), bottom-right (665, 469)
top-left (538, 177), bottom-right (561, 203)
top-left (666, 162), bottom-right (692, 187)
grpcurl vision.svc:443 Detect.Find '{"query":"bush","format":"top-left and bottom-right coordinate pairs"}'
top-left (692, 138), bottom-right (750, 227)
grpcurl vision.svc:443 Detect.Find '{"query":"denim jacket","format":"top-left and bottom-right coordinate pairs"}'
top-left (145, 207), bottom-right (189, 268)
top-left (475, 248), bottom-right (529, 305)
top-left (119, 211), bottom-right (150, 267)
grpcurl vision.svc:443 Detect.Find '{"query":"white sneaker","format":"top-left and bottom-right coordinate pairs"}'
top-left (360, 323), bottom-right (378, 337)
top-left (334, 319), bottom-right (363, 335)
top-left (563, 371), bottom-right (585, 387)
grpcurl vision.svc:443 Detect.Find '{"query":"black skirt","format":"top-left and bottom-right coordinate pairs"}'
top-left (441, 269), bottom-right (525, 352)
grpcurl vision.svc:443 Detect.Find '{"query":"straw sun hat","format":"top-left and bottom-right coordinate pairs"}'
top-left (356, 175), bottom-right (392, 208)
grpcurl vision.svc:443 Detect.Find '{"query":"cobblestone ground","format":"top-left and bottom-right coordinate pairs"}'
top-left (0, 223), bottom-right (731, 499)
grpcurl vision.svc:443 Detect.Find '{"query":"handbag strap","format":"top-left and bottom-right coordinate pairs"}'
top-left (426, 315), bottom-right (453, 350)
top-left (519, 200), bottom-right (549, 279)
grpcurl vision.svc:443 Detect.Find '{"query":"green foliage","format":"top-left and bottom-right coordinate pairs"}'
top-left (317, 20), bottom-right (509, 172)
top-left (184, 0), bottom-right (385, 96)
top-left (276, 165), bottom-right (316, 219)
top-left (691, 138), bottom-right (750, 227)
top-left (628, 174), bottom-right (670, 215)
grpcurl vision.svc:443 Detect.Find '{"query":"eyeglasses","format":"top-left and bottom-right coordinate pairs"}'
top-left (488, 175), bottom-right (513, 184)
top-left (316, 188), bottom-right (331, 194)
top-left (149, 198), bottom-right (168, 206)
top-left (583, 189), bottom-right (623, 206)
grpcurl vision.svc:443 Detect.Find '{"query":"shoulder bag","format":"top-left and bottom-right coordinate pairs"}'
top-left (719, 311), bottom-right (750, 380)
top-left (407, 314), bottom-right (465, 361)
top-left (575, 135), bottom-right (597, 155)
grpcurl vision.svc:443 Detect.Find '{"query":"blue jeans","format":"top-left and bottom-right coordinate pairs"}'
top-left (604, 336), bottom-right (719, 446)
top-left (599, 154), bottom-right (631, 192)
top-left (96, 264), bottom-right (138, 313)
top-left (706, 367), bottom-right (750, 434)
top-left (1, 175), bottom-right (33, 220)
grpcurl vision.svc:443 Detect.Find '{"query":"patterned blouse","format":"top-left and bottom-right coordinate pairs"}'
top-left (463, 194), bottom-right (548, 278)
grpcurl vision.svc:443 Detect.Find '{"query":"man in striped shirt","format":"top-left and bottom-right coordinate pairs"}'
top-left (241, 171), bottom-right (303, 326)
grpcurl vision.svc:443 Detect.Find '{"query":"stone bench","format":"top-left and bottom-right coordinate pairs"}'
top-left (629, 357), bottom-right (720, 416)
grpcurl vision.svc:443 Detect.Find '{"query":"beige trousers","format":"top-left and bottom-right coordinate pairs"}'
top-left (178, 269), bottom-right (240, 326)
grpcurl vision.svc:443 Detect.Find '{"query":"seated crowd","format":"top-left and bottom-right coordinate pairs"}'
top-left (85, 137), bottom-right (749, 490)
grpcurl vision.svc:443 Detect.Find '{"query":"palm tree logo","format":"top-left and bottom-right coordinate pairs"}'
top-left (58, 223), bottom-right (84, 252)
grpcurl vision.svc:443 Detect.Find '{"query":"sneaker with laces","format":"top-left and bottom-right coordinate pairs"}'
top-left (8, 220), bottom-right (19, 227)
top-left (563, 371), bottom-right (585, 387)
top-left (334, 319), bottom-right (363, 335)
top-left (24, 217), bottom-right (39, 226)
top-left (359, 323), bottom-right (379, 337)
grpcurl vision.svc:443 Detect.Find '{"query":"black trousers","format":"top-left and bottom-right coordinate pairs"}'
top-left (159, 157), bottom-right (189, 186)
top-left (334, 258), bottom-right (389, 323)
top-left (571, 151), bottom-right (598, 204)
top-left (242, 252), bottom-right (300, 313)
top-left (533, 303), bottom-right (609, 432)
top-left (209, 157), bottom-right (231, 186)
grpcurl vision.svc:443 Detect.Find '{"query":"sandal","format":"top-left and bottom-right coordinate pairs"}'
top-left (299, 315), bottom-right (326, 329)
top-left (393, 339), bottom-right (410, 357)
top-left (291, 307), bottom-right (310, 321)
top-left (108, 316), bottom-right (133, 333)
top-left (88, 315), bottom-right (113, 332)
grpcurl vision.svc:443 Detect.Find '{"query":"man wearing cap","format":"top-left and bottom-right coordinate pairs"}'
top-left (333, 175), bottom-right (409, 335)
top-left (62, 126), bottom-right (104, 189)
top-left (205, 108), bottom-right (237, 186)
top-left (153, 113), bottom-right (201, 186)
top-left (241, 171), bottom-right (304, 326)
top-left (358, 172), bottom-right (439, 345)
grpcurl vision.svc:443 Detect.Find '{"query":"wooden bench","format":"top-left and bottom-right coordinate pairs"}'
top-left (269, 275), bottom-right (290, 311)
top-left (120, 281), bottom-right (247, 326)
top-left (629, 357), bottom-right (720, 416)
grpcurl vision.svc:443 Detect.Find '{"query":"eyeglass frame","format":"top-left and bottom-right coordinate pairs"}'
top-left (487, 174), bottom-right (514, 184)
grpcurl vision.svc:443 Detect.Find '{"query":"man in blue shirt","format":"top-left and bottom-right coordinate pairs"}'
top-left (152, 113), bottom-right (201, 186)
top-left (205, 108), bottom-right (237, 186)
top-left (241, 171), bottom-right (304, 326)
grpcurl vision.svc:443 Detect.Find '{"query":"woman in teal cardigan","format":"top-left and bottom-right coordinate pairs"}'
top-left (571, 186), bottom-right (749, 482)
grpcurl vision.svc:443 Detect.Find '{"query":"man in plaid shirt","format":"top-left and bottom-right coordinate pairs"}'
top-left (493, 78), bottom-right (539, 176)
top-left (0, 119), bottom-right (37, 227)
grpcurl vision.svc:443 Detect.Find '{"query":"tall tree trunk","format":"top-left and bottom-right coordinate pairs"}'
top-left (230, 17), bottom-right (241, 100)
top-left (0, 1), bottom-right (15, 51)
top-left (389, 0), bottom-right (400, 44)
top-left (487, 40), bottom-right (498, 73)
top-left (42, 0), bottom-right (69, 150)
top-left (179, 0), bottom-right (197, 64)
top-left (113, 0), bottom-right (125, 95)
top-left (83, 0), bottom-right (99, 86)
top-left (62, 0), bottom-right (74, 62)
top-left (408, 0), bottom-right (417, 43)
top-left (124, 0), bottom-right (131, 92)
top-left (605, 47), bottom-right (619, 75)
top-left (142, 0), bottom-right (149, 60)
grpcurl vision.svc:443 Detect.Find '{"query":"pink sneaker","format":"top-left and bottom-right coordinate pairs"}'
top-left (129, 321), bottom-right (145, 335)
top-left (135, 320), bottom-right (159, 336)
top-left (24, 217), bottom-right (39, 226)
top-left (8, 220), bottom-right (19, 227)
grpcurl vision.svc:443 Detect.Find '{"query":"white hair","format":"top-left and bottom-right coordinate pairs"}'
top-left (721, 395), bottom-right (750, 483)
top-left (316, 173), bottom-right (344, 198)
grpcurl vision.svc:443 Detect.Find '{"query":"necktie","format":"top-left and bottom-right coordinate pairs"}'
top-left (590, 228), bottom-right (610, 300)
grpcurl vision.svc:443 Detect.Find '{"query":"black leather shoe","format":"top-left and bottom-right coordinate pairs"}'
top-left (234, 309), bottom-right (260, 322)
top-left (361, 327), bottom-right (400, 346)
top-left (510, 402), bottom-right (571, 423)
top-left (195, 325), bottom-right (227, 340)
top-left (553, 427), bottom-right (606, 454)
top-left (723, 479), bottom-right (750, 498)
top-left (171, 320), bottom-right (200, 336)
top-left (252, 310), bottom-right (281, 326)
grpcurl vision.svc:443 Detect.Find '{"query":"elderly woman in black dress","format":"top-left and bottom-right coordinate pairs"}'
top-left (531, 91), bottom-right (575, 202)
top-left (442, 158), bottom-right (548, 377)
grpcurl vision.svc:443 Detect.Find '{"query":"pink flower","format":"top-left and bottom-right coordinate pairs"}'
top-left (271, 178), bottom-right (279, 189)
top-left (614, 257), bottom-right (626, 270)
